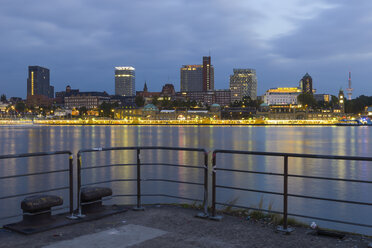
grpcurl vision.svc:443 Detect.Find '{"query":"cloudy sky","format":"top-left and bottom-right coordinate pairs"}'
top-left (0, 0), bottom-right (371, 98)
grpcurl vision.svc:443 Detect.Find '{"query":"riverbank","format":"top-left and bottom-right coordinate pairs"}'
top-left (0, 206), bottom-right (370, 248)
top-left (0, 119), bottom-right (340, 126)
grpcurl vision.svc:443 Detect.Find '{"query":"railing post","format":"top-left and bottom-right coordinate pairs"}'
top-left (196, 151), bottom-right (209, 218)
top-left (133, 148), bottom-right (144, 211)
top-left (204, 151), bottom-right (208, 215)
top-left (283, 155), bottom-right (288, 229)
top-left (277, 155), bottom-right (293, 233)
top-left (76, 153), bottom-right (85, 218)
top-left (66, 153), bottom-right (78, 219)
top-left (209, 152), bottom-right (222, 220)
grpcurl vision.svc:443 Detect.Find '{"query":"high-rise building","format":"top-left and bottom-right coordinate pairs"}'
top-left (203, 56), bottom-right (214, 91)
top-left (115, 67), bottom-right (135, 96)
top-left (230, 69), bottom-right (257, 102)
top-left (27, 66), bottom-right (50, 99)
top-left (180, 65), bottom-right (203, 92)
top-left (299, 73), bottom-right (313, 94)
top-left (180, 56), bottom-right (214, 92)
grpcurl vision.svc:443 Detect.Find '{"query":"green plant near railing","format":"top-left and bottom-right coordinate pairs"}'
top-left (249, 197), bottom-right (266, 220)
top-left (223, 197), bottom-right (240, 212)
top-left (218, 196), bottom-right (307, 227)
top-left (177, 202), bottom-right (203, 209)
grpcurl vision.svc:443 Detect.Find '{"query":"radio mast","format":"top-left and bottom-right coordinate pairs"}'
top-left (346, 72), bottom-right (353, 100)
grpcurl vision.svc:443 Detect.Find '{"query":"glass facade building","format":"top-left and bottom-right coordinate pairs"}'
top-left (115, 67), bottom-right (135, 96)
top-left (299, 73), bottom-right (313, 94)
top-left (27, 66), bottom-right (50, 98)
top-left (180, 65), bottom-right (203, 92)
top-left (203, 56), bottom-right (214, 91)
top-left (230, 69), bottom-right (257, 102)
top-left (181, 56), bottom-right (214, 92)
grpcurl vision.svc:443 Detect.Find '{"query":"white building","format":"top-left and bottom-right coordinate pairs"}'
top-left (115, 67), bottom-right (135, 96)
top-left (230, 69), bottom-right (257, 102)
top-left (54, 109), bottom-right (72, 117)
top-left (263, 87), bottom-right (302, 105)
top-left (0, 102), bottom-right (8, 112)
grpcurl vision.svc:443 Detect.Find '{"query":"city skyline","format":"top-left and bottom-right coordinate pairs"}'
top-left (1, 1), bottom-right (372, 98)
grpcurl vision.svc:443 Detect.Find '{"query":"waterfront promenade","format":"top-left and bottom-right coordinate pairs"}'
top-left (0, 119), bottom-right (339, 125)
top-left (1, 206), bottom-right (370, 248)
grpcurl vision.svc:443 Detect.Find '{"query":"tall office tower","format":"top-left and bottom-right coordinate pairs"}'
top-left (27, 66), bottom-right (50, 98)
top-left (299, 73), bottom-right (313, 94)
top-left (202, 56), bottom-right (214, 91)
top-left (180, 65), bottom-right (203, 92)
top-left (230, 69), bottom-right (257, 102)
top-left (115, 67), bottom-right (135, 96)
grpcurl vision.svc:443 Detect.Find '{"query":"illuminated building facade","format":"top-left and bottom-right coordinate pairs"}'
top-left (299, 73), bottom-right (313, 94)
top-left (366, 106), bottom-right (372, 116)
top-left (338, 89), bottom-right (345, 113)
top-left (313, 94), bottom-right (331, 103)
top-left (115, 67), bottom-right (135, 96)
top-left (27, 66), bottom-right (50, 99)
top-left (179, 91), bottom-right (213, 105)
top-left (180, 56), bottom-right (214, 92)
top-left (203, 56), bottom-right (214, 91)
top-left (230, 69), bottom-right (257, 102)
top-left (178, 89), bottom-right (230, 106)
top-left (263, 87), bottom-right (302, 105)
top-left (65, 92), bottom-right (110, 109)
top-left (214, 90), bottom-right (231, 107)
top-left (180, 65), bottom-right (203, 92)
top-left (114, 105), bottom-right (220, 120)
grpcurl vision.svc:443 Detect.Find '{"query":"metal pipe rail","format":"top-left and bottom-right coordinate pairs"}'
top-left (0, 151), bottom-right (74, 221)
top-left (77, 146), bottom-right (208, 216)
top-left (211, 149), bottom-right (372, 231)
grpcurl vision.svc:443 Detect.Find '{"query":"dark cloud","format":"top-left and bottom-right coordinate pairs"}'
top-left (0, 0), bottom-right (370, 98)
top-left (266, 0), bottom-right (372, 95)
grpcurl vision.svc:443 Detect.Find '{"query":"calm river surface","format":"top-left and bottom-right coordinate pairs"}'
top-left (0, 125), bottom-right (371, 234)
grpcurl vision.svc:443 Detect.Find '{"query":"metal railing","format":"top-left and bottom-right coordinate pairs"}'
top-left (77, 146), bottom-right (208, 216)
top-left (211, 149), bottom-right (372, 231)
top-left (1, 147), bottom-right (372, 233)
top-left (0, 151), bottom-right (74, 221)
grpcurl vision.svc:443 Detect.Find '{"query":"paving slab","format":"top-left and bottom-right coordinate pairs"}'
top-left (43, 224), bottom-right (167, 248)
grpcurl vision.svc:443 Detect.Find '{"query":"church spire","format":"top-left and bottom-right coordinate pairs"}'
top-left (143, 81), bottom-right (148, 92)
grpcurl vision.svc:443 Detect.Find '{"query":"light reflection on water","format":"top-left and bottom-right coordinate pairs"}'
top-left (0, 125), bottom-right (371, 234)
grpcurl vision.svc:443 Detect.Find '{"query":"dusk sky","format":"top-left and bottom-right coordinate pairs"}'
top-left (1, 0), bottom-right (371, 98)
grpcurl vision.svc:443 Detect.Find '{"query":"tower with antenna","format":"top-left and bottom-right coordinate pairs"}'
top-left (346, 71), bottom-right (353, 100)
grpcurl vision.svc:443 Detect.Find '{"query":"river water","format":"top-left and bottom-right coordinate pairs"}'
top-left (0, 125), bottom-right (371, 234)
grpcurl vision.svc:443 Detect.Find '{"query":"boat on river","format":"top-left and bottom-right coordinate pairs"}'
top-left (336, 119), bottom-right (363, 126)
top-left (336, 117), bottom-right (372, 126)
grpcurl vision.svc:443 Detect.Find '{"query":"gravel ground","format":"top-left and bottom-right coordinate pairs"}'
top-left (0, 205), bottom-right (371, 248)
